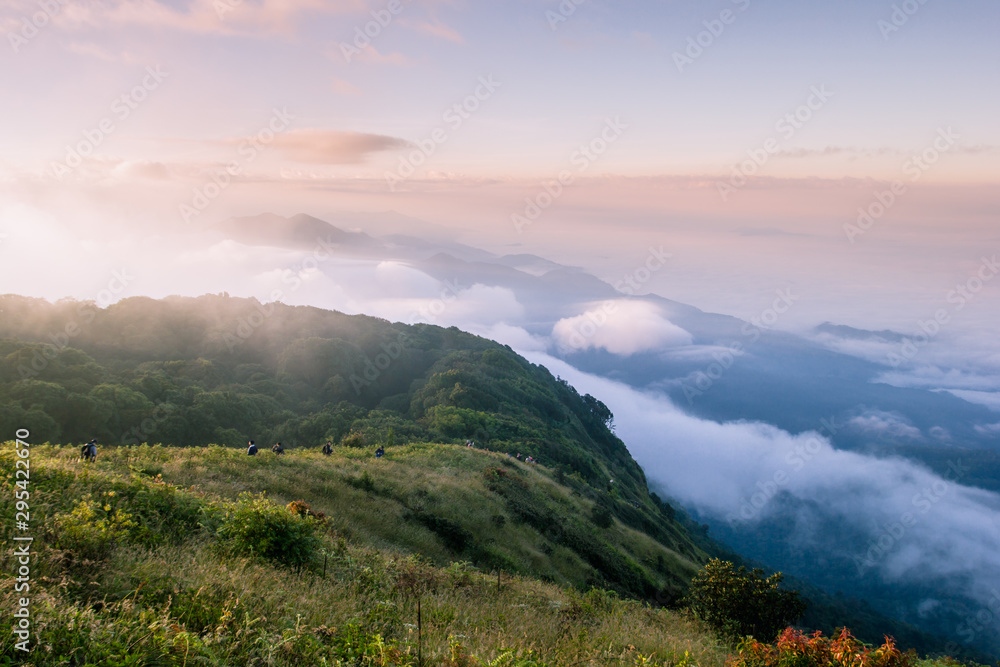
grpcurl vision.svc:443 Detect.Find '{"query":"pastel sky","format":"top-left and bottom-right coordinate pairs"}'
top-left (1, 0), bottom-right (999, 329)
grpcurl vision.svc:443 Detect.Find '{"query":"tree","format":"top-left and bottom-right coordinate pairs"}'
top-left (685, 558), bottom-right (806, 642)
top-left (582, 393), bottom-right (613, 430)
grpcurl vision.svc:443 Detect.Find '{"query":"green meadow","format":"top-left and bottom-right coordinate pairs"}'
top-left (0, 442), bottom-right (724, 666)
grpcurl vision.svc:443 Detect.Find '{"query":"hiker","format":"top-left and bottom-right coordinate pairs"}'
top-left (271, 442), bottom-right (284, 455)
top-left (322, 441), bottom-right (333, 456)
top-left (81, 439), bottom-right (97, 462)
top-left (247, 440), bottom-right (258, 456)
top-left (375, 445), bottom-right (384, 459)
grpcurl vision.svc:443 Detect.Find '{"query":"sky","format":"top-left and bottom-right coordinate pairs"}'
top-left (1, 0), bottom-right (999, 327)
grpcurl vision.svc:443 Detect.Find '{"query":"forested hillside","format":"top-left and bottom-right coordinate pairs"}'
top-left (0, 294), bottom-right (644, 495)
top-left (0, 294), bottom-right (703, 596)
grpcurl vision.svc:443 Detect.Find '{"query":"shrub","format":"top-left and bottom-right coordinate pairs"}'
top-left (483, 466), bottom-right (525, 488)
top-left (561, 587), bottom-right (619, 622)
top-left (125, 476), bottom-right (216, 544)
top-left (54, 495), bottom-right (136, 562)
top-left (730, 627), bottom-right (915, 667)
top-left (591, 505), bottom-right (614, 529)
top-left (340, 429), bottom-right (367, 448)
top-left (685, 558), bottom-right (805, 641)
top-left (322, 623), bottom-right (407, 665)
top-left (137, 464), bottom-right (163, 477)
top-left (218, 492), bottom-right (320, 569)
top-left (287, 499), bottom-right (328, 523)
top-left (408, 509), bottom-right (472, 553)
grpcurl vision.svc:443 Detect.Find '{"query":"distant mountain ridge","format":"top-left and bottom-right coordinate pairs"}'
top-left (216, 212), bottom-right (379, 250)
top-left (813, 322), bottom-right (909, 343)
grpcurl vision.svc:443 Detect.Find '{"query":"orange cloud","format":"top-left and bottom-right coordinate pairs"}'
top-left (263, 128), bottom-right (410, 164)
top-left (25, 0), bottom-right (368, 37)
top-left (331, 77), bottom-right (363, 96)
top-left (400, 17), bottom-right (465, 43)
top-left (351, 45), bottom-right (413, 66)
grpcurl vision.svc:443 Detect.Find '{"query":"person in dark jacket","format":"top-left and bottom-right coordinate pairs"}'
top-left (81, 439), bottom-right (97, 462)
top-left (271, 442), bottom-right (284, 455)
top-left (322, 441), bottom-right (333, 456)
top-left (247, 440), bottom-right (258, 456)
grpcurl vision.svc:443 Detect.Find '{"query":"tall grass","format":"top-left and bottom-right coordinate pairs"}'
top-left (0, 443), bottom-right (729, 665)
top-left (78, 442), bottom-right (704, 591)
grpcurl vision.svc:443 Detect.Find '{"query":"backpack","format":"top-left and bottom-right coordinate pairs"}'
top-left (248, 444), bottom-right (258, 456)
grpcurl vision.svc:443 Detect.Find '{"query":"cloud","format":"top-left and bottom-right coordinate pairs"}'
top-left (814, 325), bottom-right (1000, 396)
top-left (552, 300), bottom-right (692, 356)
top-left (331, 45), bottom-right (414, 67)
top-left (470, 323), bottom-right (549, 353)
top-left (244, 129), bottom-right (410, 165)
top-left (43, 0), bottom-right (366, 37)
top-left (64, 41), bottom-right (138, 63)
top-left (355, 46), bottom-right (413, 66)
top-left (928, 426), bottom-right (951, 441)
top-left (657, 344), bottom-right (745, 363)
top-left (737, 227), bottom-right (812, 238)
top-left (256, 259), bottom-right (528, 332)
top-left (400, 17), bottom-right (465, 43)
top-left (774, 145), bottom-right (999, 160)
top-left (109, 160), bottom-right (171, 180)
top-left (847, 409), bottom-right (923, 440)
top-left (774, 146), bottom-right (896, 159)
top-left (372, 261), bottom-right (441, 297)
top-left (952, 144), bottom-right (1000, 155)
top-left (516, 351), bottom-right (1000, 628)
top-left (877, 366), bottom-right (1000, 392)
top-left (415, 283), bottom-right (526, 327)
top-left (339, 283), bottom-right (526, 329)
top-left (331, 78), bottom-right (363, 96)
top-left (948, 390), bottom-right (1000, 412)
top-left (809, 329), bottom-right (903, 364)
top-left (974, 423), bottom-right (1000, 436)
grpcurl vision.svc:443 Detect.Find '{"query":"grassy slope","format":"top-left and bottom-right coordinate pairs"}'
top-left (124, 441), bottom-right (704, 594)
top-left (0, 443), bottom-right (724, 666)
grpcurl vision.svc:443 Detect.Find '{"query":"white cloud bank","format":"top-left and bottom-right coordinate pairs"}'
top-left (516, 349), bottom-right (1000, 620)
top-left (551, 300), bottom-right (692, 355)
